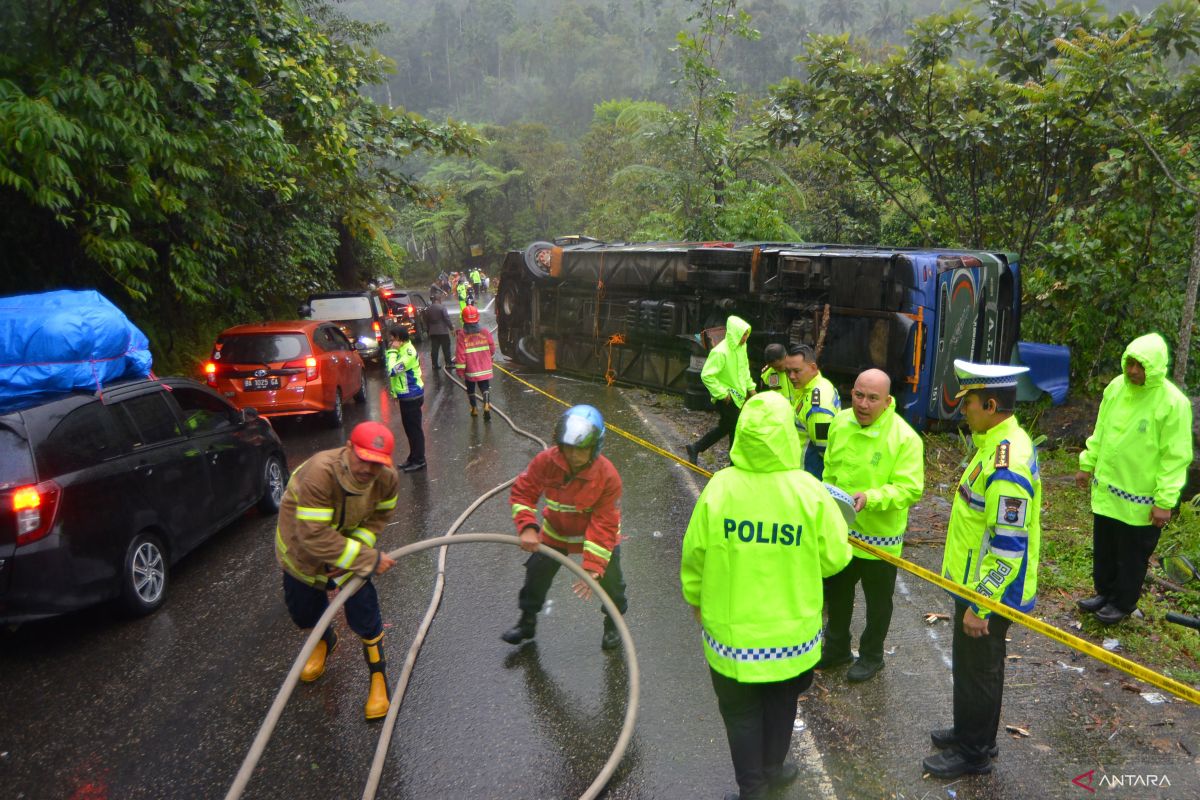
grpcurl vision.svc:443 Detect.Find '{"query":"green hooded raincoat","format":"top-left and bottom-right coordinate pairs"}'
top-left (700, 315), bottom-right (756, 409)
top-left (681, 392), bottom-right (853, 682)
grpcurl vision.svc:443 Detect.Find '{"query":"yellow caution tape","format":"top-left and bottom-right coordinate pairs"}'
top-left (493, 363), bottom-right (1200, 706)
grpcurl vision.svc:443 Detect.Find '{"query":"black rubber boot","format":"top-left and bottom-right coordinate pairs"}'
top-left (601, 617), bottom-right (621, 650)
top-left (501, 611), bottom-right (537, 644)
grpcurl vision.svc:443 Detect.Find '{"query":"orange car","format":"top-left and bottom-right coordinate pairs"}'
top-left (205, 321), bottom-right (366, 426)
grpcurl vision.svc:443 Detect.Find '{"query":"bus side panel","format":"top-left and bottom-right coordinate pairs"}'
top-left (927, 268), bottom-right (981, 420)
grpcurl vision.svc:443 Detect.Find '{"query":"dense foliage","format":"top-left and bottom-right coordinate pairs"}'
top-left (0, 0), bottom-right (477, 371)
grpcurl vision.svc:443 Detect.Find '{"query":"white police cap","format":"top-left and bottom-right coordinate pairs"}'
top-left (953, 359), bottom-right (1029, 399)
top-left (824, 483), bottom-right (857, 526)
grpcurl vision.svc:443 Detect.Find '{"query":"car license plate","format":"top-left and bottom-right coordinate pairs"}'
top-left (244, 377), bottom-right (280, 391)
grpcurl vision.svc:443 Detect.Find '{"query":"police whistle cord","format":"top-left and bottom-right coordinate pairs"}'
top-left (491, 362), bottom-right (1200, 707)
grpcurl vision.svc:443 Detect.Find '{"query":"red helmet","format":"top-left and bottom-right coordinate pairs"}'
top-left (462, 305), bottom-right (480, 324)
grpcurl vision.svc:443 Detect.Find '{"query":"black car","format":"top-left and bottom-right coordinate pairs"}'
top-left (301, 291), bottom-right (389, 364)
top-left (385, 290), bottom-right (430, 342)
top-left (0, 377), bottom-right (288, 624)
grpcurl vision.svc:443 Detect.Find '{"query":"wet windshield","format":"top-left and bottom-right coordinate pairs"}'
top-left (217, 334), bottom-right (308, 364)
top-left (309, 296), bottom-right (372, 321)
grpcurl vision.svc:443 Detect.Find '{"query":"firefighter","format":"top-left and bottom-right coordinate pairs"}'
top-left (819, 368), bottom-right (924, 682)
top-left (783, 343), bottom-right (841, 478)
top-left (501, 405), bottom-right (627, 650)
top-left (682, 391), bottom-right (852, 800)
top-left (685, 315), bottom-right (756, 466)
top-left (923, 360), bottom-right (1041, 778)
top-left (385, 325), bottom-right (425, 472)
top-left (454, 304), bottom-right (497, 420)
top-left (275, 421), bottom-right (400, 721)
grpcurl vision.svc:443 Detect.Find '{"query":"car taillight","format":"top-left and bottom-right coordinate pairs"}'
top-left (204, 361), bottom-right (217, 387)
top-left (283, 357), bottom-right (320, 381)
top-left (13, 480), bottom-right (61, 546)
top-left (406, 305), bottom-right (414, 316)
top-left (372, 320), bottom-right (382, 341)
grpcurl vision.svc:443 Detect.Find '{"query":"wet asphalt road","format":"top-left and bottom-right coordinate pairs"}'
top-left (1, 301), bottom-right (1198, 799)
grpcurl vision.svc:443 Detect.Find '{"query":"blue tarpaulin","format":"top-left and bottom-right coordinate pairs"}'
top-left (1014, 341), bottom-right (1070, 405)
top-left (0, 290), bottom-right (153, 403)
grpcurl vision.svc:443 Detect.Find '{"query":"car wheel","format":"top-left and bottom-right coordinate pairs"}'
top-left (119, 532), bottom-right (168, 617)
top-left (257, 454), bottom-right (288, 515)
top-left (326, 388), bottom-right (344, 428)
top-left (523, 241), bottom-right (565, 286)
top-left (353, 369), bottom-right (367, 403)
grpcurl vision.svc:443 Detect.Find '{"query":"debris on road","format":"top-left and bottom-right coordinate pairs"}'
top-left (925, 612), bottom-right (950, 624)
top-left (1005, 725), bottom-right (1031, 737)
top-left (1102, 638), bottom-right (1121, 651)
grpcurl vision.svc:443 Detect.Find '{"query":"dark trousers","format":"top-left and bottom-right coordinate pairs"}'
top-left (1092, 513), bottom-right (1161, 613)
top-left (823, 556), bottom-right (897, 663)
top-left (693, 399), bottom-right (741, 456)
top-left (282, 571), bottom-right (383, 640)
top-left (517, 546), bottom-right (628, 619)
top-left (397, 396), bottom-right (425, 464)
top-left (709, 667), bottom-right (814, 800)
top-left (950, 602), bottom-right (1011, 761)
top-left (466, 378), bottom-right (491, 404)
top-left (429, 334), bottom-right (452, 370)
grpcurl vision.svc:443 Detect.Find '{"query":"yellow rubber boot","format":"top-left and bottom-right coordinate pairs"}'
top-left (362, 633), bottom-right (390, 721)
top-left (469, 403), bottom-right (478, 417)
top-left (300, 629), bottom-right (337, 683)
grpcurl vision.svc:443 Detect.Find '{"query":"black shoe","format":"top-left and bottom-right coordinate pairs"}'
top-left (816, 650), bottom-right (853, 670)
top-left (765, 760), bottom-right (799, 788)
top-left (401, 460), bottom-right (427, 473)
top-left (846, 657), bottom-right (884, 683)
top-left (685, 444), bottom-right (699, 465)
top-left (601, 621), bottom-right (621, 651)
top-left (930, 728), bottom-right (1000, 758)
top-left (501, 612), bottom-right (537, 644)
top-left (1076, 594), bottom-right (1108, 613)
top-left (922, 748), bottom-right (993, 778)
top-left (1095, 604), bottom-right (1129, 625)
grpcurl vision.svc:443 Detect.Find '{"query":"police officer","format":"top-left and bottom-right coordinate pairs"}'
top-left (682, 392), bottom-right (852, 800)
top-left (501, 405), bottom-right (627, 650)
top-left (685, 315), bottom-right (756, 466)
top-left (759, 343), bottom-right (794, 405)
top-left (782, 343), bottom-right (840, 478)
top-left (385, 325), bottom-right (426, 472)
top-left (819, 369), bottom-right (924, 682)
top-left (275, 421), bottom-right (399, 721)
top-left (923, 360), bottom-right (1041, 779)
top-left (1074, 333), bottom-right (1193, 624)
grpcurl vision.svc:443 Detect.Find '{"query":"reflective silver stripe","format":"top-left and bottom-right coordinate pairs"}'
top-left (296, 506), bottom-right (334, 522)
top-left (544, 498), bottom-right (578, 513)
top-left (334, 539), bottom-right (362, 569)
top-left (849, 529), bottom-right (903, 547)
top-left (542, 520), bottom-right (584, 544)
top-left (349, 527), bottom-right (377, 548)
top-left (512, 503), bottom-right (537, 518)
top-left (465, 370), bottom-right (491, 378)
top-left (375, 495), bottom-right (397, 511)
top-left (703, 629), bottom-right (821, 662)
top-left (465, 345), bottom-right (490, 353)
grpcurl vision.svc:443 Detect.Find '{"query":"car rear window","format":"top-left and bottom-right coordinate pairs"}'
top-left (35, 403), bottom-right (130, 477)
top-left (218, 333), bottom-right (309, 363)
top-left (0, 422), bottom-right (36, 489)
top-left (309, 296), bottom-right (372, 321)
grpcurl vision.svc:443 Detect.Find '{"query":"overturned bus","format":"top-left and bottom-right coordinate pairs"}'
top-left (495, 238), bottom-right (1065, 429)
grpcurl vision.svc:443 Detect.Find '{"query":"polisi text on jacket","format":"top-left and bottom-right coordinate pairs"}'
top-left (723, 518), bottom-right (803, 546)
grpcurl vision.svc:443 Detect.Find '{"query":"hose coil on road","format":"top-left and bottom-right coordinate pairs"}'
top-left (226, 363), bottom-right (641, 800)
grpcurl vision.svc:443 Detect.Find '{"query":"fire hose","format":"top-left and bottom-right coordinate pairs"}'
top-left (226, 362), bottom-right (640, 800)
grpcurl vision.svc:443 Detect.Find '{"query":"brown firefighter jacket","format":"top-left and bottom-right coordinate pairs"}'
top-left (275, 447), bottom-right (399, 587)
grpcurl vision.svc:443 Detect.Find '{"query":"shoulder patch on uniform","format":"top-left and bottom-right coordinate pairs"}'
top-left (811, 387), bottom-right (821, 407)
top-left (997, 496), bottom-right (1028, 528)
top-left (968, 462), bottom-right (982, 485)
top-left (994, 441), bottom-right (1010, 469)
top-left (767, 373), bottom-right (780, 389)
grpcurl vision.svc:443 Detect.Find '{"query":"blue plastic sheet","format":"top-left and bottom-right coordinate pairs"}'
top-left (0, 290), bottom-right (152, 403)
top-left (1014, 341), bottom-right (1070, 405)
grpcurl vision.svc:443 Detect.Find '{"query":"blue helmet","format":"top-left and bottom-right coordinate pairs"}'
top-left (555, 404), bottom-right (605, 454)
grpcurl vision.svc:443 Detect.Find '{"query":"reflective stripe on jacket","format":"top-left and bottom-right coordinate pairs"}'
top-left (823, 402), bottom-right (924, 560)
top-left (455, 327), bottom-right (496, 382)
top-left (275, 447), bottom-right (399, 587)
top-left (1079, 333), bottom-right (1192, 525)
top-left (510, 447), bottom-right (622, 577)
top-left (942, 415), bottom-right (1041, 618)
top-left (386, 342), bottom-right (424, 400)
top-left (700, 315), bottom-right (755, 408)
top-left (795, 371), bottom-right (840, 478)
top-left (681, 392), bottom-right (852, 682)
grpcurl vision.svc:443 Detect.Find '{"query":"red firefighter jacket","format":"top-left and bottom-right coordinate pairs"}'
top-left (455, 327), bottom-right (496, 382)
top-left (510, 447), bottom-right (622, 576)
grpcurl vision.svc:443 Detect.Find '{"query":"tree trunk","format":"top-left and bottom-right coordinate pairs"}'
top-left (1174, 204), bottom-right (1200, 391)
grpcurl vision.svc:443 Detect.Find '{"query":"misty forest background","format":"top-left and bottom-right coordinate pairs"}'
top-left (3, 0), bottom-right (1200, 389)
